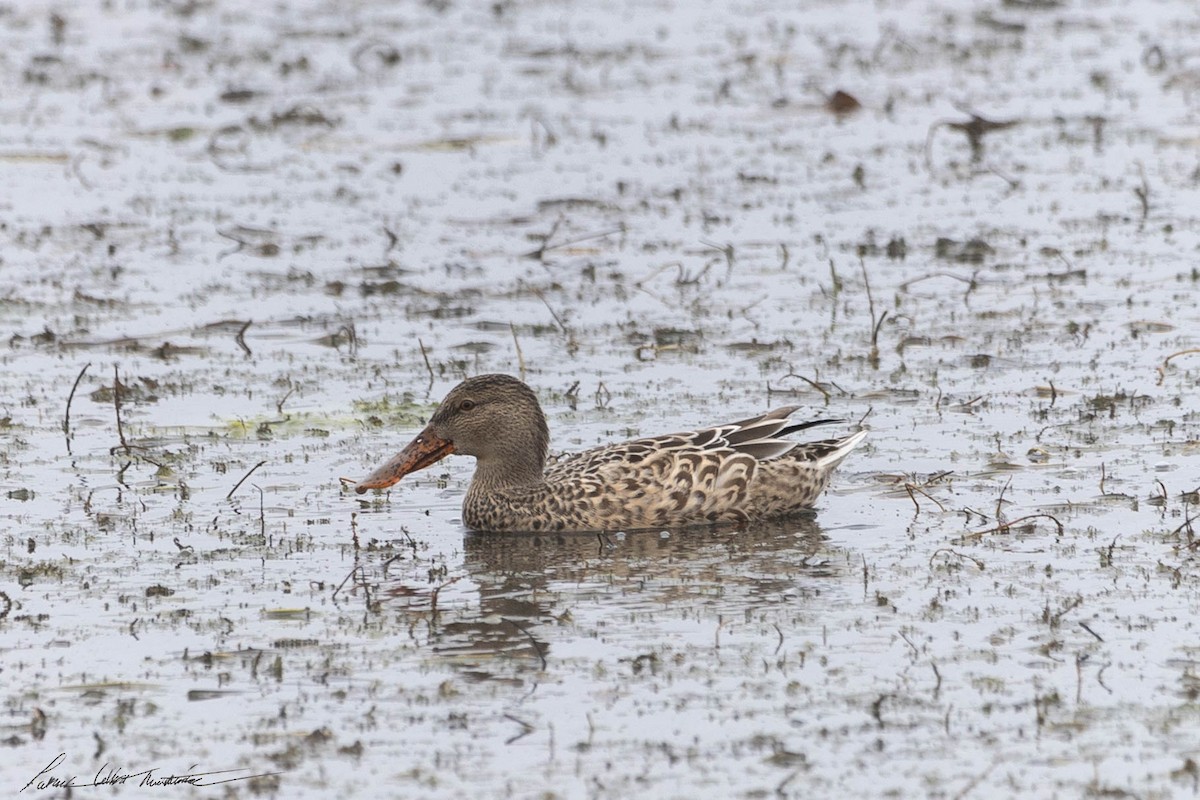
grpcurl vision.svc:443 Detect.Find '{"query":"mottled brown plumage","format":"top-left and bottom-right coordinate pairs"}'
top-left (356, 374), bottom-right (866, 532)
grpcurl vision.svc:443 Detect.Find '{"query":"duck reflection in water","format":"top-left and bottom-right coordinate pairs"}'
top-left (377, 516), bottom-right (843, 678)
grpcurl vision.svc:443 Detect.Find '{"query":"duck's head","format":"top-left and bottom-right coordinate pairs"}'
top-left (355, 374), bottom-right (550, 493)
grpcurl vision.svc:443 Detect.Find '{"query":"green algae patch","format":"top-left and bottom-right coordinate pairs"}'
top-left (352, 395), bottom-right (437, 429)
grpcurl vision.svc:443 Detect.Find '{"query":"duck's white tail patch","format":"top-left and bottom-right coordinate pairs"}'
top-left (814, 430), bottom-right (868, 470)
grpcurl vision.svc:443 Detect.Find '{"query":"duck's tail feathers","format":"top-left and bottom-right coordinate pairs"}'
top-left (779, 418), bottom-right (845, 437)
top-left (812, 429), bottom-right (868, 469)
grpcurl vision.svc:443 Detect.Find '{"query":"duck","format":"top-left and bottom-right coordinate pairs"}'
top-left (355, 374), bottom-right (866, 532)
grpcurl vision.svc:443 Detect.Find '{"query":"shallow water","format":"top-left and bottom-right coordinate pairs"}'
top-left (3, 0), bottom-right (1200, 797)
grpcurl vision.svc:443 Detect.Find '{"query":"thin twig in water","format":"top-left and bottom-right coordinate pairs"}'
top-left (510, 323), bottom-right (526, 382)
top-left (528, 284), bottom-right (569, 335)
top-left (504, 617), bottom-right (548, 669)
top-left (955, 513), bottom-right (1065, 544)
top-left (1173, 514), bottom-right (1198, 538)
top-left (768, 371), bottom-right (831, 404)
top-left (904, 482), bottom-right (947, 514)
top-left (430, 575), bottom-right (464, 615)
top-left (860, 258), bottom-right (876, 324)
top-left (527, 226), bottom-right (623, 260)
top-left (503, 714), bottom-right (535, 745)
top-left (254, 484), bottom-right (265, 539)
top-left (907, 483), bottom-right (947, 512)
top-left (331, 563), bottom-right (362, 599)
top-left (400, 526), bottom-right (418, 556)
top-left (776, 770), bottom-right (800, 795)
top-left (929, 548), bottom-right (985, 570)
top-left (331, 564), bottom-right (363, 600)
top-left (63, 361), bottom-right (92, 442)
top-left (1156, 348), bottom-right (1200, 385)
top-left (235, 320), bottom-right (252, 357)
top-left (634, 260), bottom-right (681, 288)
top-left (951, 761), bottom-right (999, 800)
top-left (1134, 164), bottom-right (1150, 228)
top-left (381, 553), bottom-right (404, 579)
top-left (1049, 596), bottom-right (1083, 626)
top-left (856, 405), bottom-right (873, 427)
top-left (995, 476), bottom-right (1012, 524)
top-left (594, 381), bottom-right (612, 409)
top-left (112, 365), bottom-right (129, 454)
top-left (1, 587), bottom-right (17, 618)
top-left (418, 338), bottom-right (435, 386)
top-left (987, 165), bottom-right (1020, 190)
top-left (871, 310), bottom-right (888, 347)
top-left (899, 273), bottom-right (977, 292)
top-left (523, 218), bottom-right (561, 261)
top-left (905, 484), bottom-right (922, 513)
top-left (701, 239), bottom-right (735, 277)
top-left (869, 694), bottom-right (889, 728)
top-left (859, 258), bottom-right (887, 354)
top-left (335, 324), bottom-right (358, 356)
top-left (227, 460), bottom-right (267, 499)
top-left (1078, 621), bottom-right (1104, 642)
top-left (1096, 662), bottom-right (1113, 694)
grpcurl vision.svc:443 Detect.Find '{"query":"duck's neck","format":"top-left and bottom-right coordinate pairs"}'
top-left (468, 453), bottom-right (546, 495)
top-left (461, 399), bottom-right (550, 525)
top-left (463, 456), bottom-right (547, 530)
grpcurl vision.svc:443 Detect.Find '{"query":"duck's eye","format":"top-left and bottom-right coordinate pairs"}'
top-left (458, 399), bottom-right (475, 412)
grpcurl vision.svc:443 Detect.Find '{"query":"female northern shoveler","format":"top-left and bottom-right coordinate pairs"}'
top-left (356, 374), bottom-right (866, 532)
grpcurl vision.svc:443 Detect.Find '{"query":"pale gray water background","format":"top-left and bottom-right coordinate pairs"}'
top-left (2, 0), bottom-right (1200, 797)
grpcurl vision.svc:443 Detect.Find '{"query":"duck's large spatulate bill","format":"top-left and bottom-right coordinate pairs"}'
top-left (356, 428), bottom-right (455, 493)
